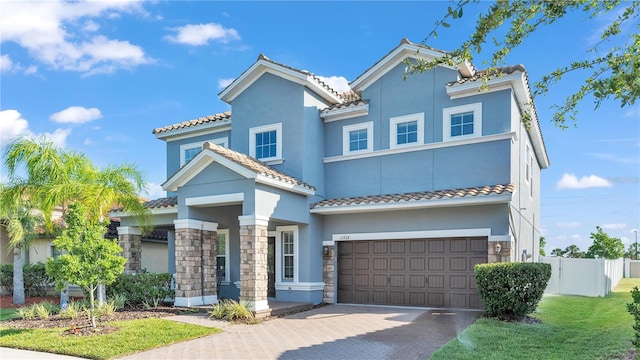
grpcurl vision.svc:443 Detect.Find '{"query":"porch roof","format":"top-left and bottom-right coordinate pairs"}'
top-left (310, 184), bottom-right (515, 214)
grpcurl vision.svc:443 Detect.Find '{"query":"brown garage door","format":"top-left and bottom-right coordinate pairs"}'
top-left (337, 237), bottom-right (487, 309)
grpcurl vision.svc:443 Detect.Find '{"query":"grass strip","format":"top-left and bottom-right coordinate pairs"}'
top-left (0, 317), bottom-right (221, 360)
top-left (430, 278), bottom-right (638, 360)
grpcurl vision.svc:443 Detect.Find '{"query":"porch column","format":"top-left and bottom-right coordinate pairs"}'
top-left (173, 219), bottom-right (218, 307)
top-left (167, 230), bottom-right (176, 274)
top-left (238, 215), bottom-right (269, 311)
top-left (117, 226), bottom-right (141, 274)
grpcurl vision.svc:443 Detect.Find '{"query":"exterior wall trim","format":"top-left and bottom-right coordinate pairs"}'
top-left (321, 103), bottom-right (369, 122)
top-left (155, 122), bottom-right (231, 141)
top-left (185, 193), bottom-right (244, 207)
top-left (275, 282), bottom-right (325, 291)
top-left (323, 132), bottom-right (515, 163)
top-left (116, 226), bottom-right (141, 236)
top-left (238, 214), bottom-right (269, 227)
top-left (311, 193), bottom-right (512, 215)
top-left (173, 219), bottom-right (218, 231)
top-left (330, 228), bottom-right (493, 243)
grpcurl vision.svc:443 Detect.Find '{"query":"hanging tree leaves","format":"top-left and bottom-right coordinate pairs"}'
top-left (408, 0), bottom-right (640, 128)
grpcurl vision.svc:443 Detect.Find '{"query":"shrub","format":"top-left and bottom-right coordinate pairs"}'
top-left (0, 263), bottom-right (55, 296)
top-left (95, 301), bottom-right (117, 318)
top-left (109, 293), bottom-right (127, 310)
top-left (474, 262), bottom-right (551, 321)
top-left (16, 301), bottom-right (59, 320)
top-left (627, 286), bottom-right (640, 349)
top-left (59, 301), bottom-right (83, 320)
top-left (209, 299), bottom-right (256, 323)
top-left (106, 271), bottom-right (174, 309)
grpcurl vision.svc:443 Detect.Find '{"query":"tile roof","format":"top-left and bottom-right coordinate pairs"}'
top-left (152, 112), bottom-right (231, 135)
top-left (446, 65), bottom-right (526, 86)
top-left (106, 219), bottom-right (168, 242)
top-left (311, 184), bottom-right (515, 209)
top-left (203, 142), bottom-right (316, 191)
top-left (111, 196), bottom-right (177, 212)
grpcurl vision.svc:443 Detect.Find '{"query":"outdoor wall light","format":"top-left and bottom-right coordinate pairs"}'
top-left (494, 243), bottom-right (502, 254)
top-left (323, 246), bottom-right (330, 256)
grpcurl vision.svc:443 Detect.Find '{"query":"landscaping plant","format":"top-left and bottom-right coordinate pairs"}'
top-left (627, 286), bottom-right (640, 349)
top-left (106, 271), bottom-right (173, 309)
top-left (474, 262), bottom-right (551, 320)
top-left (209, 299), bottom-right (256, 323)
top-left (46, 203), bottom-right (126, 328)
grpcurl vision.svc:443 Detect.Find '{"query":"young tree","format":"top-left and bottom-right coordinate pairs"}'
top-left (626, 244), bottom-right (640, 260)
top-left (409, 0), bottom-right (639, 128)
top-left (585, 226), bottom-right (625, 259)
top-left (539, 236), bottom-right (547, 256)
top-left (46, 203), bottom-right (126, 328)
top-left (0, 192), bottom-right (44, 305)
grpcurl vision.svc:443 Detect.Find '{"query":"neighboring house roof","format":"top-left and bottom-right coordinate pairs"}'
top-left (163, 142), bottom-right (315, 195)
top-left (219, 53), bottom-right (345, 105)
top-left (310, 184), bottom-right (515, 214)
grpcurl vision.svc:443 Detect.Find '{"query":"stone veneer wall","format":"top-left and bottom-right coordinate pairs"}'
top-left (488, 240), bottom-right (515, 263)
top-left (239, 224), bottom-right (268, 310)
top-left (118, 233), bottom-right (141, 274)
top-left (322, 245), bottom-right (335, 304)
top-left (201, 228), bottom-right (217, 299)
top-left (174, 227), bottom-right (217, 300)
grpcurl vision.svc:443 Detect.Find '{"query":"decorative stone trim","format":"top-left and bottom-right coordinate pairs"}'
top-left (117, 228), bottom-right (141, 274)
top-left (322, 245), bottom-right (335, 304)
top-left (239, 222), bottom-right (269, 311)
top-left (488, 240), bottom-right (514, 263)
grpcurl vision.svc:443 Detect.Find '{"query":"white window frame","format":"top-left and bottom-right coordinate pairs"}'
top-left (216, 229), bottom-right (230, 284)
top-left (443, 102), bottom-right (482, 141)
top-left (525, 144), bottom-right (531, 184)
top-left (342, 122), bottom-right (373, 155)
top-left (179, 137), bottom-right (228, 166)
top-left (275, 225), bottom-right (298, 283)
top-left (249, 123), bottom-right (283, 164)
top-left (390, 113), bottom-right (424, 149)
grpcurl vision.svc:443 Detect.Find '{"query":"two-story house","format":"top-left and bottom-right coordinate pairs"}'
top-left (111, 39), bottom-right (549, 312)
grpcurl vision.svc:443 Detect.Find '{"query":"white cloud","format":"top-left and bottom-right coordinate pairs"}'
top-left (622, 236), bottom-right (630, 245)
top-left (318, 75), bottom-right (351, 93)
top-left (570, 234), bottom-right (582, 240)
top-left (50, 106), bottom-right (102, 124)
top-left (0, 54), bottom-right (14, 72)
top-left (0, 109), bottom-right (71, 148)
top-left (0, 1), bottom-right (152, 75)
top-left (141, 182), bottom-right (166, 200)
top-left (556, 173), bottom-right (613, 190)
top-left (0, 109), bottom-right (31, 145)
top-left (218, 78), bottom-right (235, 89)
top-left (601, 223), bottom-right (627, 230)
top-left (164, 23), bottom-right (240, 46)
top-left (589, 152), bottom-right (638, 164)
top-left (556, 221), bottom-right (581, 229)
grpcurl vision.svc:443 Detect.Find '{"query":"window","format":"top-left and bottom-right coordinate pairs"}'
top-left (525, 144), bottom-right (531, 183)
top-left (249, 123), bottom-right (282, 164)
top-left (50, 245), bottom-right (62, 260)
top-left (216, 229), bottom-right (230, 283)
top-left (342, 122), bottom-right (373, 155)
top-left (276, 225), bottom-right (298, 283)
top-left (282, 231), bottom-right (294, 279)
top-left (443, 103), bottom-right (482, 141)
top-left (390, 113), bottom-right (424, 148)
top-left (179, 137), bottom-right (228, 166)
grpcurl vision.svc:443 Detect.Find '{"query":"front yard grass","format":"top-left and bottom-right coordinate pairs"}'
top-left (0, 308), bottom-right (17, 321)
top-left (0, 317), bottom-right (221, 360)
top-left (431, 278), bottom-right (639, 360)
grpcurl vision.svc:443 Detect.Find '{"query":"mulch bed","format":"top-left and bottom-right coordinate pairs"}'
top-left (1, 295), bottom-right (189, 336)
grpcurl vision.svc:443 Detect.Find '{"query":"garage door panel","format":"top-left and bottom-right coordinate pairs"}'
top-left (338, 238), bottom-right (487, 309)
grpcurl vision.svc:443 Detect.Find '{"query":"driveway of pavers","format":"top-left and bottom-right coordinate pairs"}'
top-left (116, 304), bottom-right (480, 360)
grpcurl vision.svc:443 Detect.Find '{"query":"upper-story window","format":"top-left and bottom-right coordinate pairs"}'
top-left (180, 137), bottom-right (228, 167)
top-left (443, 103), bottom-right (482, 141)
top-left (249, 123), bottom-right (282, 164)
top-left (390, 113), bottom-right (424, 149)
top-left (343, 122), bottom-right (373, 155)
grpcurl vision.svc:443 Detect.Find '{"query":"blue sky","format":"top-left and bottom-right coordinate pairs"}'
top-left (1, 1), bottom-right (638, 254)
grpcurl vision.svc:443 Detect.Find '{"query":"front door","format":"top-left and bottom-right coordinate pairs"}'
top-left (267, 237), bottom-right (276, 297)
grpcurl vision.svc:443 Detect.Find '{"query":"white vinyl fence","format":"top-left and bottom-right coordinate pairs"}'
top-left (540, 257), bottom-right (624, 297)
top-left (625, 259), bottom-right (640, 278)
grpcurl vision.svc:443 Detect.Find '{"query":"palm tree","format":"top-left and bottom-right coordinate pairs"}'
top-left (564, 244), bottom-right (584, 258)
top-left (0, 192), bottom-right (44, 305)
top-left (2, 137), bottom-right (150, 303)
top-left (550, 248), bottom-right (565, 257)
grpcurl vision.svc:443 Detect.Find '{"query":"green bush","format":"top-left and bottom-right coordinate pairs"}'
top-left (209, 299), bottom-right (256, 323)
top-left (627, 286), bottom-right (640, 349)
top-left (16, 301), bottom-right (59, 320)
top-left (106, 271), bottom-right (174, 309)
top-left (474, 262), bottom-right (551, 320)
top-left (0, 262), bottom-right (55, 296)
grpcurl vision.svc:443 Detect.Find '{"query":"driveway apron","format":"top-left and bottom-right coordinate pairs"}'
top-left (116, 304), bottom-right (480, 360)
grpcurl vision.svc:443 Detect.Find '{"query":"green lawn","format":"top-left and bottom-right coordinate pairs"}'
top-left (0, 308), bottom-right (17, 321)
top-left (0, 317), bottom-right (221, 360)
top-left (430, 278), bottom-right (638, 359)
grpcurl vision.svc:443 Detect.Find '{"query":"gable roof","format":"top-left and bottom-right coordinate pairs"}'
top-left (163, 141), bottom-right (315, 195)
top-left (153, 112), bottom-right (231, 140)
top-left (446, 65), bottom-right (550, 169)
top-left (219, 53), bottom-right (344, 105)
top-left (310, 184), bottom-right (515, 214)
